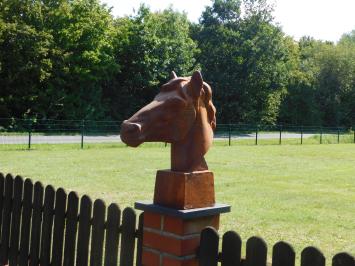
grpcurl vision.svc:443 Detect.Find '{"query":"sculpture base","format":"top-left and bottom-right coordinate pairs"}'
top-left (135, 201), bottom-right (230, 266)
top-left (153, 170), bottom-right (215, 209)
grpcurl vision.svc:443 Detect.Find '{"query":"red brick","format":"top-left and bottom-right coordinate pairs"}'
top-left (142, 249), bottom-right (160, 266)
top-left (164, 215), bottom-right (220, 235)
top-left (181, 236), bottom-right (200, 255)
top-left (143, 230), bottom-right (200, 256)
top-left (162, 256), bottom-right (197, 266)
top-left (144, 212), bottom-right (162, 230)
top-left (163, 216), bottom-right (184, 234)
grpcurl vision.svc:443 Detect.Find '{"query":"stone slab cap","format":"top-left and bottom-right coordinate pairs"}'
top-left (135, 201), bottom-right (231, 220)
top-left (154, 170), bottom-right (215, 209)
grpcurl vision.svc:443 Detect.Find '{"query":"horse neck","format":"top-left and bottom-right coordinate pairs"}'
top-left (171, 109), bottom-right (212, 172)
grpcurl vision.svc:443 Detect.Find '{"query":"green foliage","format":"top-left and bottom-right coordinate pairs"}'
top-left (0, 0), bottom-right (354, 127)
top-left (0, 0), bottom-right (118, 120)
top-left (279, 37), bottom-right (321, 125)
top-left (107, 6), bottom-right (198, 120)
top-left (194, 0), bottom-right (289, 124)
top-left (280, 35), bottom-right (355, 126)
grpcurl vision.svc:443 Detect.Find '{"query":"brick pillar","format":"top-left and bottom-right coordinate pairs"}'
top-left (135, 202), bottom-right (229, 266)
top-left (135, 170), bottom-right (230, 266)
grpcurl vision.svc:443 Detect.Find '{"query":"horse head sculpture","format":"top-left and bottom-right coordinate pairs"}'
top-left (120, 71), bottom-right (216, 172)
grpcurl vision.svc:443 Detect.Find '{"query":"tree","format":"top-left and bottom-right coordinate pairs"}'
top-left (315, 34), bottom-right (355, 126)
top-left (194, 0), bottom-right (289, 124)
top-left (279, 37), bottom-right (321, 126)
top-left (0, 0), bottom-right (118, 121)
top-left (106, 6), bottom-right (198, 120)
top-left (0, 1), bottom-right (53, 119)
top-left (280, 33), bottom-right (355, 127)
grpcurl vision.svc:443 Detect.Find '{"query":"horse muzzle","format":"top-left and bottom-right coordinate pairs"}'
top-left (120, 120), bottom-right (144, 147)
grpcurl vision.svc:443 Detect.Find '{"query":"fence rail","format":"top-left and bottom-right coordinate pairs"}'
top-left (0, 173), bottom-right (143, 266)
top-left (198, 227), bottom-right (355, 266)
top-left (0, 118), bottom-right (354, 148)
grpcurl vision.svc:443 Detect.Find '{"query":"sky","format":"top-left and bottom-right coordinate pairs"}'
top-left (100, 0), bottom-right (355, 42)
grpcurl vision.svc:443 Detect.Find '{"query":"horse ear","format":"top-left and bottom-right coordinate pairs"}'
top-left (170, 71), bottom-right (177, 79)
top-left (189, 71), bottom-right (203, 99)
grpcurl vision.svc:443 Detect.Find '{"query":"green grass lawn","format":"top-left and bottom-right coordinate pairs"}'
top-left (0, 142), bottom-right (354, 262)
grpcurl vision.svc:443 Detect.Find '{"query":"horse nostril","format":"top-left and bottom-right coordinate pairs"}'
top-left (120, 121), bottom-right (141, 137)
top-left (124, 122), bottom-right (141, 132)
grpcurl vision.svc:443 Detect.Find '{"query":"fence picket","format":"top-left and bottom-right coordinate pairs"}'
top-left (221, 231), bottom-right (242, 266)
top-left (301, 247), bottom-right (325, 266)
top-left (30, 182), bottom-right (44, 266)
top-left (272, 241), bottom-right (295, 266)
top-left (9, 176), bottom-right (24, 266)
top-left (136, 213), bottom-right (144, 266)
top-left (104, 203), bottom-right (121, 266)
top-left (199, 227), bottom-right (220, 266)
top-left (119, 207), bottom-right (136, 266)
top-left (0, 174), bottom-right (14, 265)
top-left (19, 179), bottom-right (33, 266)
top-left (64, 192), bottom-right (79, 266)
top-left (0, 173), bottom-right (5, 241)
top-left (90, 199), bottom-right (106, 266)
top-left (245, 236), bottom-right (268, 266)
top-left (332, 253), bottom-right (355, 266)
top-left (51, 188), bottom-right (67, 266)
top-left (76, 195), bottom-right (92, 266)
top-left (40, 185), bottom-right (55, 266)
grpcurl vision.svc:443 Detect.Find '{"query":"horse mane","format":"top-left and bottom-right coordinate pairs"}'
top-left (202, 82), bottom-right (217, 130)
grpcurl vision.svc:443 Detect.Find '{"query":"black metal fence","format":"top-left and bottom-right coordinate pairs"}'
top-left (215, 124), bottom-right (355, 146)
top-left (0, 118), bottom-right (354, 149)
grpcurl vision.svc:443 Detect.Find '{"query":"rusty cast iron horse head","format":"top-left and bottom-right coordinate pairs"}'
top-left (120, 71), bottom-right (216, 172)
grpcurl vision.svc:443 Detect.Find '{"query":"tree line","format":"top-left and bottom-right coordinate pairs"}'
top-left (0, 0), bottom-right (354, 127)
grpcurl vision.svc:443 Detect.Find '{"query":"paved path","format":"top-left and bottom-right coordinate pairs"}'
top-left (216, 132), bottom-right (316, 139)
top-left (0, 133), bottom-right (316, 145)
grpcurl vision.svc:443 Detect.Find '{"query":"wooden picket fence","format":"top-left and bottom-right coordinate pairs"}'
top-left (198, 227), bottom-right (355, 266)
top-left (1, 172), bottom-right (354, 266)
top-left (0, 173), bottom-right (143, 266)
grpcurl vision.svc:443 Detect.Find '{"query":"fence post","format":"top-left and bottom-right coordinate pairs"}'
top-left (255, 125), bottom-right (258, 145)
top-left (28, 120), bottom-right (32, 150)
top-left (228, 124), bottom-right (231, 146)
top-left (81, 120), bottom-right (84, 149)
top-left (320, 127), bottom-right (323, 144)
top-left (301, 126), bottom-right (303, 145)
top-left (279, 125), bottom-right (282, 145)
top-left (337, 127), bottom-right (340, 144)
